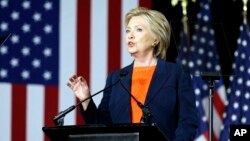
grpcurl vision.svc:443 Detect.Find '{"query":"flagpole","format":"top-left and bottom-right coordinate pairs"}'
top-left (200, 72), bottom-right (221, 141)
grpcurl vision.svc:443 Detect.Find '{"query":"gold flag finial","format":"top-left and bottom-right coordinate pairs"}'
top-left (242, 0), bottom-right (248, 23)
top-left (171, 0), bottom-right (196, 16)
top-left (243, 0), bottom-right (248, 12)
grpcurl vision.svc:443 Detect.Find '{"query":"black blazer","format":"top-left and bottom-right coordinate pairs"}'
top-left (82, 59), bottom-right (198, 141)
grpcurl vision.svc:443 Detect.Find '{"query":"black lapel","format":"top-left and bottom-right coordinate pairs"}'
top-left (144, 59), bottom-right (169, 105)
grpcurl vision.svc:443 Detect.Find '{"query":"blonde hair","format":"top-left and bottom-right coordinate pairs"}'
top-left (125, 7), bottom-right (171, 60)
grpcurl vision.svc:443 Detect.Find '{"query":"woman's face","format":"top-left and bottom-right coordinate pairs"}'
top-left (125, 16), bottom-right (156, 58)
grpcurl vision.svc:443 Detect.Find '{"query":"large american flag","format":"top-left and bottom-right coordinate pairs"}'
top-left (0, 0), bottom-right (152, 141)
top-left (219, 16), bottom-right (250, 141)
top-left (176, 0), bottom-right (227, 140)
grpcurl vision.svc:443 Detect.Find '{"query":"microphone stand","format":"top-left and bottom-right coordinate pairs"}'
top-left (119, 81), bottom-right (153, 125)
top-left (0, 33), bottom-right (12, 47)
top-left (200, 72), bottom-right (220, 141)
top-left (53, 79), bottom-right (121, 126)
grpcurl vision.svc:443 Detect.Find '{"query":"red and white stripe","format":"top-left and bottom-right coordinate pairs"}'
top-left (195, 85), bottom-right (227, 141)
top-left (0, 0), bottom-right (152, 141)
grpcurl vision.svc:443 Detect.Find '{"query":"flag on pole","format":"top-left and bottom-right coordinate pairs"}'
top-left (176, 15), bottom-right (190, 70)
top-left (176, 0), bottom-right (227, 140)
top-left (219, 15), bottom-right (250, 141)
top-left (0, 0), bottom-right (152, 141)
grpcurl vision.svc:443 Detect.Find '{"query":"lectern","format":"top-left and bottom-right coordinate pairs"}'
top-left (43, 123), bottom-right (169, 141)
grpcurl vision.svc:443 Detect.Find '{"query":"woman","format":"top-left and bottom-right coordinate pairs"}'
top-left (67, 7), bottom-right (198, 141)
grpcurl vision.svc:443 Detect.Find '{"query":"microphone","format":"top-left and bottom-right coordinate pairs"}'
top-left (53, 70), bottom-right (128, 126)
top-left (118, 74), bottom-right (153, 125)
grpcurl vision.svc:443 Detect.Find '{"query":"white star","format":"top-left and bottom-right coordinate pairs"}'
top-left (21, 46), bottom-right (30, 56)
top-left (204, 4), bottom-right (209, 10)
top-left (32, 59), bottom-right (41, 68)
top-left (44, 1), bottom-right (52, 10)
top-left (22, 1), bottom-right (31, 9)
top-left (22, 23), bottom-right (31, 33)
top-left (237, 38), bottom-right (241, 44)
top-left (195, 88), bottom-right (200, 95)
top-left (225, 100), bottom-right (229, 106)
top-left (10, 58), bottom-right (19, 67)
top-left (237, 77), bottom-right (243, 84)
top-left (227, 87), bottom-right (231, 94)
top-left (245, 92), bottom-right (250, 99)
top-left (241, 53), bottom-right (246, 59)
top-left (206, 62), bottom-right (212, 68)
top-left (43, 71), bottom-right (51, 80)
top-left (202, 84), bottom-right (208, 91)
top-left (0, 0), bottom-right (8, 8)
top-left (202, 116), bottom-right (207, 122)
top-left (196, 59), bottom-right (202, 66)
top-left (181, 59), bottom-right (187, 65)
top-left (11, 11), bottom-right (20, 20)
top-left (229, 75), bottom-right (234, 81)
top-left (190, 46), bottom-right (195, 52)
top-left (242, 40), bottom-right (247, 47)
top-left (198, 48), bottom-right (204, 54)
top-left (33, 12), bottom-right (42, 22)
top-left (192, 34), bottom-right (197, 41)
top-left (183, 47), bottom-right (188, 52)
top-left (0, 68), bottom-right (7, 78)
top-left (188, 61), bottom-right (194, 68)
top-left (240, 25), bottom-right (244, 31)
top-left (209, 29), bottom-right (215, 35)
top-left (200, 37), bottom-right (206, 44)
top-left (220, 125), bottom-right (224, 131)
top-left (208, 51), bottom-right (214, 57)
top-left (203, 15), bottom-right (209, 22)
top-left (43, 24), bottom-right (52, 34)
top-left (209, 40), bottom-right (215, 46)
top-left (246, 80), bottom-right (250, 87)
top-left (233, 102), bottom-right (239, 109)
top-left (43, 47), bottom-right (52, 57)
top-left (194, 70), bottom-right (200, 76)
top-left (0, 22), bottom-right (8, 31)
top-left (193, 23), bottom-right (201, 30)
top-left (223, 112), bottom-right (227, 118)
top-left (235, 90), bottom-right (241, 97)
top-left (32, 35), bottom-right (41, 45)
top-left (239, 65), bottom-right (244, 72)
top-left (202, 26), bottom-right (208, 32)
top-left (10, 35), bottom-right (19, 44)
top-left (21, 70), bottom-right (30, 79)
top-left (234, 50), bottom-right (238, 57)
top-left (231, 114), bottom-right (237, 121)
top-left (196, 100), bottom-right (199, 107)
top-left (243, 105), bottom-right (248, 111)
top-left (0, 45), bottom-right (8, 54)
top-left (215, 65), bottom-right (221, 71)
top-left (241, 117), bottom-right (247, 124)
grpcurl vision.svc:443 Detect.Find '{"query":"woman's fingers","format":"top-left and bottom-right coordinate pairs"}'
top-left (67, 75), bottom-right (77, 89)
top-left (69, 74), bottom-right (77, 82)
top-left (67, 75), bottom-right (87, 90)
top-left (66, 82), bottom-right (72, 88)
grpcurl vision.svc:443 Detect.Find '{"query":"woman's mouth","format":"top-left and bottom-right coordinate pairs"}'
top-left (128, 41), bottom-right (135, 47)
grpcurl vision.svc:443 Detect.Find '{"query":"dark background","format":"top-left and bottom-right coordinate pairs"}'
top-left (152, 0), bottom-right (249, 87)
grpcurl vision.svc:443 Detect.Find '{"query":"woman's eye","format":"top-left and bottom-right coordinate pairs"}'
top-left (125, 29), bottom-right (130, 33)
top-left (136, 28), bottom-right (142, 32)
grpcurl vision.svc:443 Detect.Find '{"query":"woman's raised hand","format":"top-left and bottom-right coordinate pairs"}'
top-left (67, 75), bottom-right (91, 110)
